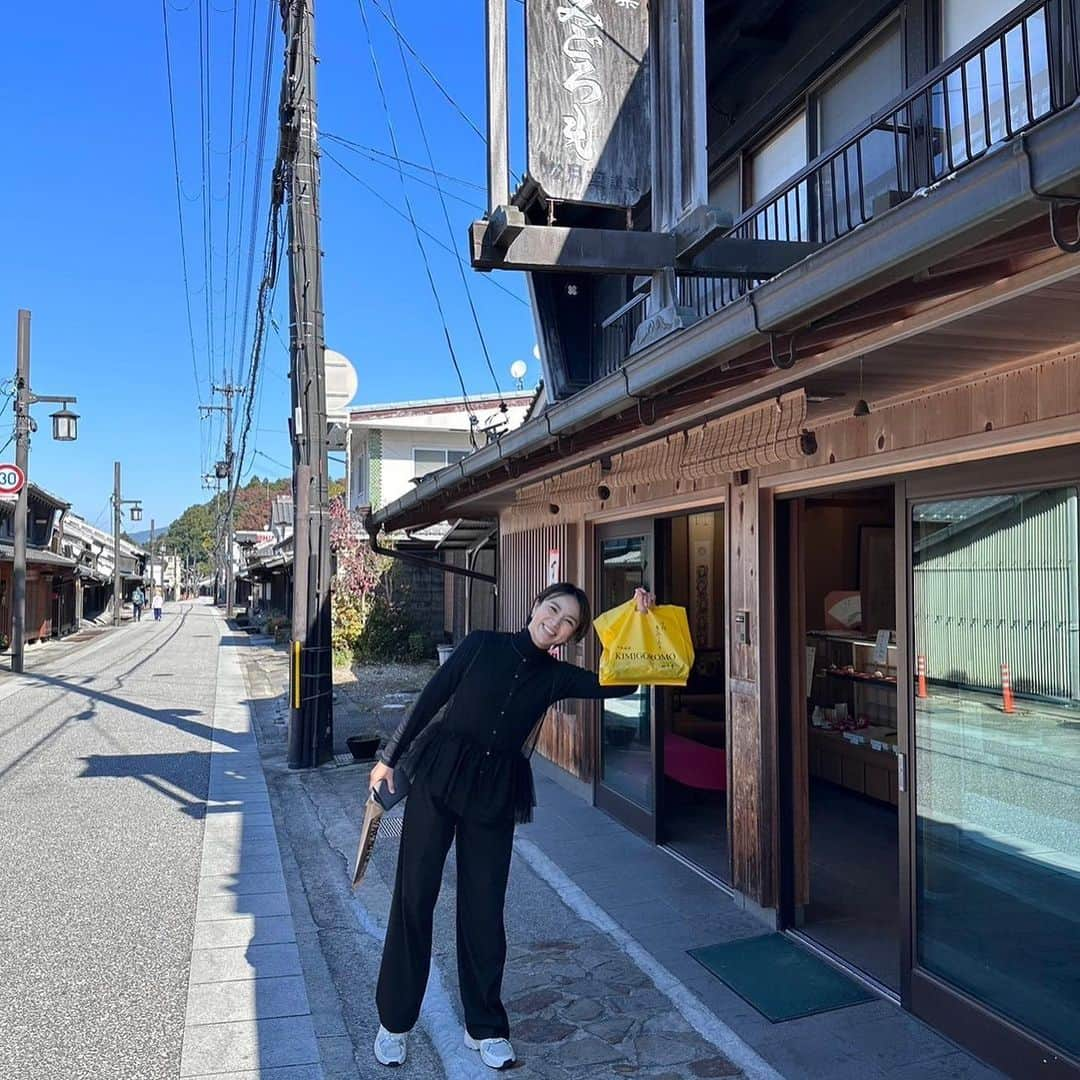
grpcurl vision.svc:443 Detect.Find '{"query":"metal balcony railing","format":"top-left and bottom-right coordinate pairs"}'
top-left (605, 0), bottom-right (1080, 360)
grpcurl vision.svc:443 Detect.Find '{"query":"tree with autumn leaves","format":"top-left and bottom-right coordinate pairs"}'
top-left (328, 495), bottom-right (391, 663)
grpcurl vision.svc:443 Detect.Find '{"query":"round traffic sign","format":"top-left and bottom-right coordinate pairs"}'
top-left (0, 463), bottom-right (26, 495)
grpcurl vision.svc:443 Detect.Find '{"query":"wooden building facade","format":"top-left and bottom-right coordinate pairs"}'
top-left (368, 1), bottom-right (1080, 1074)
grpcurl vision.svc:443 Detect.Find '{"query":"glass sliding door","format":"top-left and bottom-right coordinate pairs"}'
top-left (596, 525), bottom-right (655, 835)
top-left (910, 486), bottom-right (1080, 1063)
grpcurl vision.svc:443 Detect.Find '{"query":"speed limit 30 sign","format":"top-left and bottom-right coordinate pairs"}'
top-left (0, 463), bottom-right (26, 495)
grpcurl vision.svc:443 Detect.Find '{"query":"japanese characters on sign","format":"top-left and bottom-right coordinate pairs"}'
top-left (527, 0), bottom-right (651, 207)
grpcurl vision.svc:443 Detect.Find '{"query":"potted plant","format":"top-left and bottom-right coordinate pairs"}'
top-left (346, 733), bottom-right (382, 762)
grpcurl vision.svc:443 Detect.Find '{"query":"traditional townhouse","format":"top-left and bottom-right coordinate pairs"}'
top-left (60, 512), bottom-right (149, 623)
top-left (366, 2), bottom-right (1080, 1074)
top-left (0, 484), bottom-right (79, 643)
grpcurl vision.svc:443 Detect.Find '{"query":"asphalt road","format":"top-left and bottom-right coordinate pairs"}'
top-left (0, 600), bottom-right (219, 1080)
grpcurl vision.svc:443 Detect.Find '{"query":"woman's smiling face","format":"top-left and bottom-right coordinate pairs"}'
top-left (527, 592), bottom-right (582, 650)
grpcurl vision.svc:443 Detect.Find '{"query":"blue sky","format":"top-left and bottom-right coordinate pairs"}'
top-left (1, 1), bottom-right (534, 529)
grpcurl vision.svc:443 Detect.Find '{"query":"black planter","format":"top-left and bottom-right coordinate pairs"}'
top-left (347, 735), bottom-right (381, 762)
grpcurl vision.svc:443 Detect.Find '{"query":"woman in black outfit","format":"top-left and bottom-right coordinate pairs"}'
top-left (370, 581), bottom-right (652, 1070)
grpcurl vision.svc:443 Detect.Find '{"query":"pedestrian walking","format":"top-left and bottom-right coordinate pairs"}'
top-left (131, 586), bottom-right (145, 623)
top-left (152, 589), bottom-right (164, 621)
top-left (368, 582), bottom-right (654, 1070)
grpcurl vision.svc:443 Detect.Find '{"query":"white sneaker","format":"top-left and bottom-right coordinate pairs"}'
top-left (464, 1033), bottom-right (516, 1069)
top-left (374, 1025), bottom-right (407, 1066)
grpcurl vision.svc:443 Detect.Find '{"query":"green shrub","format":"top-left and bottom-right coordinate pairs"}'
top-left (406, 631), bottom-right (429, 662)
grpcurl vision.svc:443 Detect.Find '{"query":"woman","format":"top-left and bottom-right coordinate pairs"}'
top-left (151, 589), bottom-right (164, 622)
top-left (369, 582), bottom-right (653, 1070)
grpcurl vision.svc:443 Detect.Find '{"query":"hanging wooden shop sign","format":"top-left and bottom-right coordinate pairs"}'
top-left (526, 0), bottom-right (651, 208)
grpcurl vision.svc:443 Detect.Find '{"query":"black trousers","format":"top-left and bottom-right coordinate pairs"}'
top-left (376, 779), bottom-right (515, 1039)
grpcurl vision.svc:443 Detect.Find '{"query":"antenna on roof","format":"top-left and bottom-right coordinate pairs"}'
top-left (510, 360), bottom-right (528, 390)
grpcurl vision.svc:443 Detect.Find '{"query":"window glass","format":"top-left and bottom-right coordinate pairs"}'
top-left (413, 448), bottom-right (447, 478)
top-left (815, 20), bottom-right (905, 240)
top-left (935, 2), bottom-right (1051, 176)
top-left (750, 113), bottom-right (806, 205)
top-left (749, 113), bottom-right (808, 241)
top-left (912, 488), bottom-right (1080, 1058)
top-left (942, 0), bottom-right (1019, 56)
top-left (414, 447), bottom-right (470, 479)
top-left (817, 21), bottom-right (903, 148)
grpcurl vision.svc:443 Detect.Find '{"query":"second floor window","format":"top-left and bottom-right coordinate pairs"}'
top-left (413, 448), bottom-right (468, 479)
top-left (938, 0), bottom-right (1051, 174)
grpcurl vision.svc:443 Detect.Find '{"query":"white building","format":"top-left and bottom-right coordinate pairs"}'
top-left (345, 391), bottom-right (535, 516)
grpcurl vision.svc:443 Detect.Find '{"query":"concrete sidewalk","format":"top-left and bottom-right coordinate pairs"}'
top-left (233, 635), bottom-right (1003, 1080)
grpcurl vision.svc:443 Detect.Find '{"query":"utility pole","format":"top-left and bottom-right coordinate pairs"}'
top-left (10, 310), bottom-right (79, 673)
top-left (112, 462), bottom-right (143, 627)
top-left (200, 384), bottom-right (244, 618)
top-left (281, 0), bottom-right (333, 768)
top-left (149, 518), bottom-right (155, 594)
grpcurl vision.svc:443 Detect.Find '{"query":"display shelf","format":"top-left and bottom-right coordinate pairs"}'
top-left (821, 669), bottom-right (898, 686)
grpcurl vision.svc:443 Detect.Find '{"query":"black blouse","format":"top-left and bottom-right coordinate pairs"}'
top-left (378, 628), bottom-right (634, 823)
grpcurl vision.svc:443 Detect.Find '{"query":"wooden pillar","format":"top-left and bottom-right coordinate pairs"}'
top-left (726, 476), bottom-right (779, 907)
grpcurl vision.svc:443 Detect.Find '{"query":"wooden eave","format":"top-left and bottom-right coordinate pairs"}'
top-left (369, 104), bottom-right (1080, 534)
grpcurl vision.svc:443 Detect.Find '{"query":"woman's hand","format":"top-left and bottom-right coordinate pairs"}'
top-left (369, 760), bottom-right (395, 795)
top-left (634, 587), bottom-right (657, 613)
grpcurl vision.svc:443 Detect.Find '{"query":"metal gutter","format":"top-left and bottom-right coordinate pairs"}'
top-left (366, 514), bottom-right (497, 585)
top-left (370, 103), bottom-right (1080, 532)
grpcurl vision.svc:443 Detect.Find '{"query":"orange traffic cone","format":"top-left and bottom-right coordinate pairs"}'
top-left (917, 655), bottom-right (928, 700)
top-left (1001, 663), bottom-right (1015, 714)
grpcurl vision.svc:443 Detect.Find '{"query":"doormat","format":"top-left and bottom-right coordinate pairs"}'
top-left (688, 934), bottom-right (874, 1022)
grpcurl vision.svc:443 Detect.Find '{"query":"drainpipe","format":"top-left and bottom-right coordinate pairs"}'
top-left (464, 527), bottom-right (498, 633)
top-left (364, 514), bottom-right (497, 585)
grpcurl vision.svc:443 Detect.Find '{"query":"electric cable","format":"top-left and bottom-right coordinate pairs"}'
top-left (219, 0), bottom-right (241, 388)
top-left (387, 0), bottom-right (504, 404)
top-left (322, 132), bottom-right (486, 191)
top-left (234, 0), bottom-right (277, 431)
top-left (161, 0), bottom-right (206, 403)
top-left (355, 0), bottom-right (477, 443)
top-left (321, 148), bottom-right (529, 309)
top-left (322, 137), bottom-right (483, 211)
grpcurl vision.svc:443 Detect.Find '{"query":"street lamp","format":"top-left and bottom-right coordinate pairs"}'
top-left (112, 462), bottom-right (144, 626)
top-left (50, 403), bottom-right (79, 442)
top-left (10, 309), bottom-right (79, 674)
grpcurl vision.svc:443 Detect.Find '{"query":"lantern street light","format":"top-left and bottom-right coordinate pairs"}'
top-left (10, 310), bottom-right (80, 674)
top-left (112, 461), bottom-right (145, 626)
top-left (50, 403), bottom-right (79, 442)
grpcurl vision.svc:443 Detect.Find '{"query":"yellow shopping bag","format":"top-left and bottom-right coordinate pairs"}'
top-left (594, 600), bottom-right (696, 686)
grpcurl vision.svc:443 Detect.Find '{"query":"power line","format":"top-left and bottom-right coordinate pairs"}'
top-left (234, 0), bottom-right (277, 435)
top-left (226, 0), bottom-right (264, 401)
top-left (321, 148), bottom-right (529, 309)
top-left (354, 0), bottom-right (477, 440)
top-left (219, 0), bottom-right (241, 389)
top-left (322, 132), bottom-right (486, 191)
top-left (198, 0), bottom-right (217, 391)
top-left (366, 0), bottom-right (485, 143)
top-left (387, 0), bottom-right (504, 403)
top-left (322, 135), bottom-right (483, 211)
top-left (161, 0), bottom-right (205, 403)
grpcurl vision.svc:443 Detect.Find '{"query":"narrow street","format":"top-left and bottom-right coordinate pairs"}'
top-left (0, 601), bottom-right (218, 1078)
top-left (0, 603), bottom-right (1004, 1080)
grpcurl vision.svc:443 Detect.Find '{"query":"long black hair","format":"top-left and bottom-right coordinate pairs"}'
top-left (531, 582), bottom-right (592, 644)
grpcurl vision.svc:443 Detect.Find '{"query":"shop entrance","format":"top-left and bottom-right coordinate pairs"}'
top-left (780, 486), bottom-right (901, 991)
top-left (657, 510), bottom-right (729, 883)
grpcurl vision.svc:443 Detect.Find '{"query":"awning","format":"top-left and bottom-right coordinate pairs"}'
top-left (429, 519), bottom-right (498, 550)
top-left (0, 543), bottom-right (78, 569)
